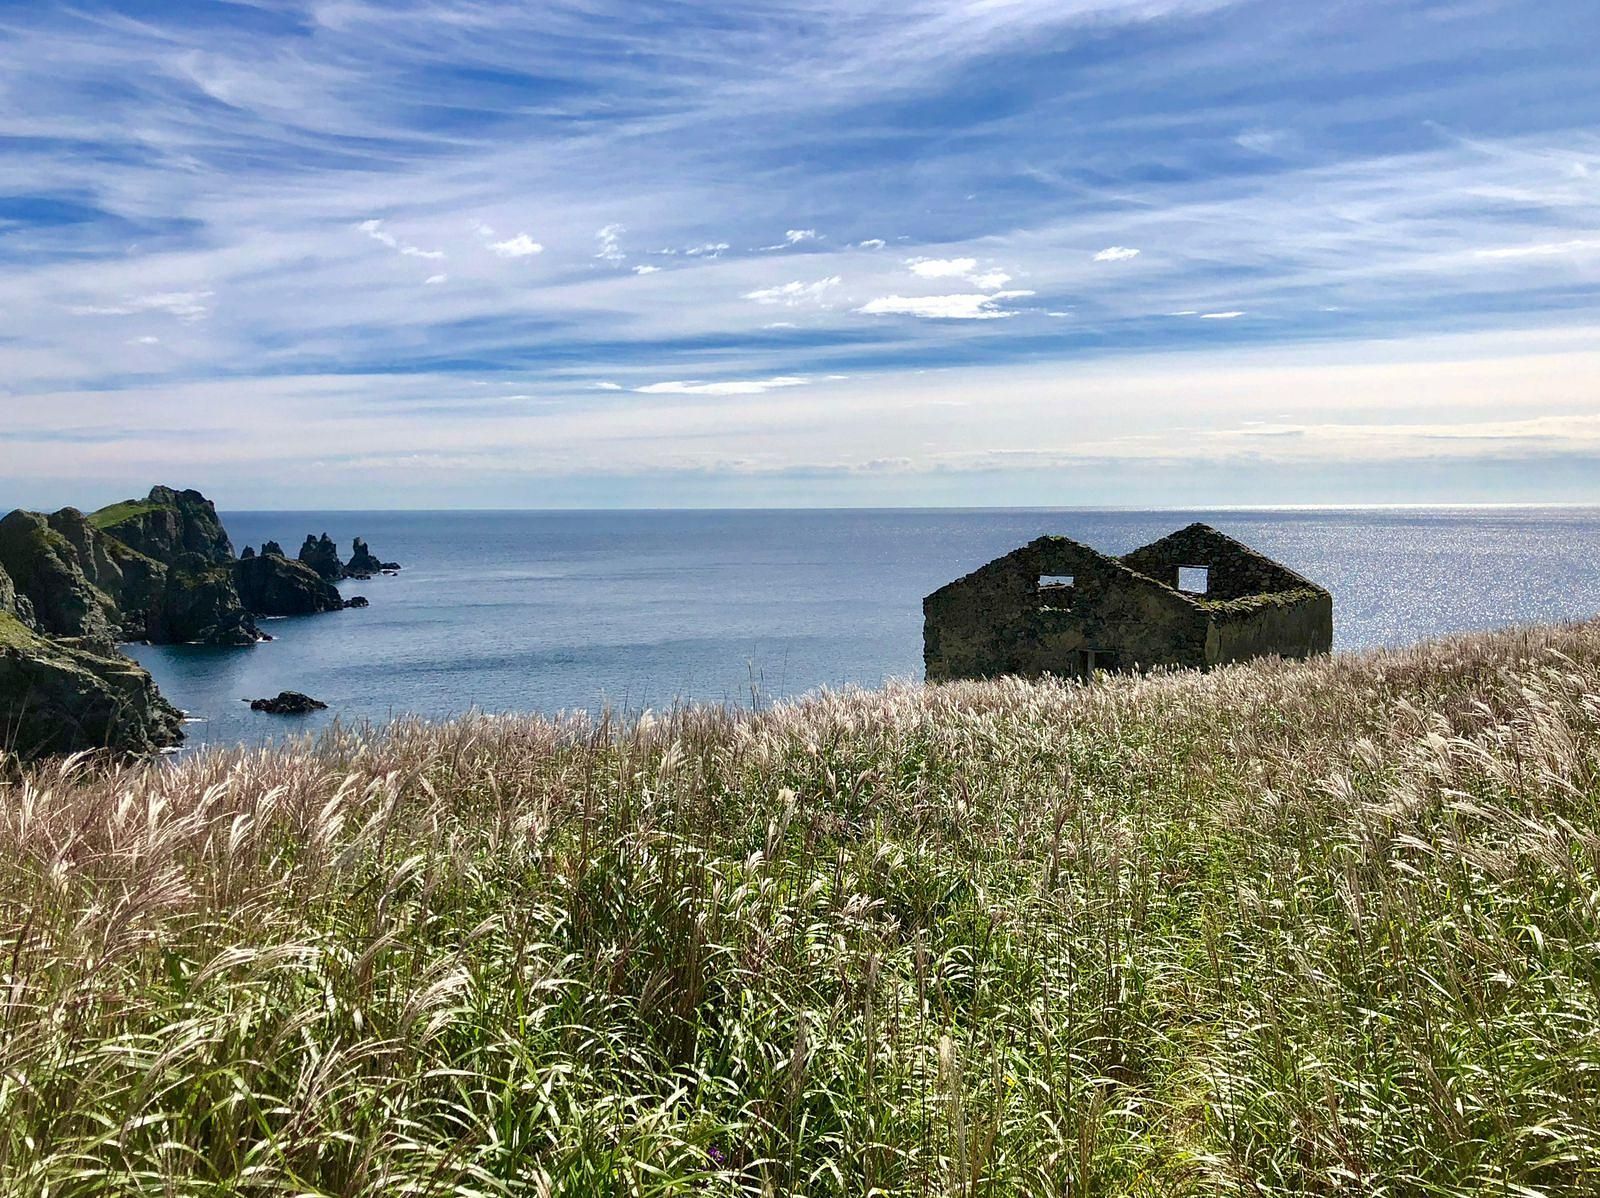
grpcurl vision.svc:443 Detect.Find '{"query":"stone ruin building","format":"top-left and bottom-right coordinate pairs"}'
top-left (924, 522), bottom-right (1332, 681)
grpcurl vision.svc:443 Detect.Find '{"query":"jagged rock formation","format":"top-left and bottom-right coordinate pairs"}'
top-left (91, 485), bottom-right (233, 565)
top-left (240, 546), bottom-right (256, 560)
top-left (298, 533), bottom-right (343, 581)
top-left (0, 598), bottom-right (182, 759)
top-left (0, 510), bottom-right (122, 650)
top-left (44, 508), bottom-right (167, 638)
top-left (344, 537), bottom-right (400, 578)
top-left (0, 483), bottom-right (396, 758)
top-left (250, 690), bottom-right (327, 714)
top-left (234, 553), bottom-right (344, 617)
top-left (344, 595), bottom-right (369, 609)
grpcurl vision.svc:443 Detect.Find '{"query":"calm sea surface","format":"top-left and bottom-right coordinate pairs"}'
top-left (125, 508), bottom-right (1600, 748)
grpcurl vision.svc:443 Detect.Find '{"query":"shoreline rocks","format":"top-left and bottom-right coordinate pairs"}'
top-left (1, 482), bottom-right (403, 759)
top-left (234, 553), bottom-right (344, 617)
top-left (0, 604), bottom-right (182, 758)
top-left (249, 690), bottom-right (328, 714)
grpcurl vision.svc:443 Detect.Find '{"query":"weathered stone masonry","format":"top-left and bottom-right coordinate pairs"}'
top-left (923, 523), bottom-right (1332, 681)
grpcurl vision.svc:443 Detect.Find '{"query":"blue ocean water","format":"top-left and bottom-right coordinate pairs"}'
top-left (124, 508), bottom-right (1600, 748)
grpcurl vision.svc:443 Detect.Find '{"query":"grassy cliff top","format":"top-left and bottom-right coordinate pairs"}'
top-left (87, 497), bottom-right (168, 529)
top-left (5, 621), bottom-right (1600, 1193)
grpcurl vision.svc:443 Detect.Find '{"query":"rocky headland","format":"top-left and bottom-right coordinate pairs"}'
top-left (0, 486), bottom-right (400, 759)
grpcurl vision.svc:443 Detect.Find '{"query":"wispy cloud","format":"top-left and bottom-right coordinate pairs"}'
top-left (635, 377), bottom-right (811, 395)
top-left (2, 0), bottom-right (1598, 503)
top-left (360, 219), bottom-right (445, 261)
top-left (69, 292), bottom-right (214, 322)
top-left (744, 277), bottom-right (842, 306)
top-left (858, 291), bottom-right (1036, 320)
top-left (596, 224), bottom-right (626, 262)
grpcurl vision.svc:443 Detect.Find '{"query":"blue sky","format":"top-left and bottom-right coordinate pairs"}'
top-left (1, 0), bottom-right (1597, 509)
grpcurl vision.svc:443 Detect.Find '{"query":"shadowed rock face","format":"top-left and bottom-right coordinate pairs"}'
top-left (93, 486), bottom-right (234, 565)
top-left (260, 540), bottom-right (285, 557)
top-left (149, 555), bottom-right (261, 647)
top-left (45, 508), bottom-right (166, 639)
top-left (298, 534), bottom-right (343, 581)
top-left (0, 610), bottom-right (182, 759)
top-left (234, 554), bottom-right (344, 617)
top-left (0, 510), bottom-right (120, 650)
top-left (344, 538), bottom-right (400, 577)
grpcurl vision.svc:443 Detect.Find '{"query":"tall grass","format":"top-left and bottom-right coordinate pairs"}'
top-left (4, 621), bottom-right (1600, 1195)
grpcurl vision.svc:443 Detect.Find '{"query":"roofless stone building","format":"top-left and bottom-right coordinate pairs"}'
top-left (923, 523), bottom-right (1332, 681)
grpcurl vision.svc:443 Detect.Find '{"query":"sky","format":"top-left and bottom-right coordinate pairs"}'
top-left (1, 0), bottom-right (1597, 510)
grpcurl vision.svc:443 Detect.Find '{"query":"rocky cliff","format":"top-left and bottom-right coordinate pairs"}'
top-left (0, 579), bottom-right (181, 759)
top-left (0, 484), bottom-right (395, 759)
top-left (234, 553), bottom-right (345, 616)
top-left (0, 510), bottom-right (122, 650)
top-left (298, 533), bottom-right (344, 581)
top-left (91, 485), bottom-right (234, 564)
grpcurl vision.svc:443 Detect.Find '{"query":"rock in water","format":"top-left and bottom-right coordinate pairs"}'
top-left (343, 595), bottom-right (369, 609)
top-left (344, 537), bottom-right (400, 578)
top-left (298, 533), bottom-right (343, 581)
top-left (0, 610), bottom-right (183, 759)
top-left (90, 485), bottom-right (234, 565)
top-left (250, 690), bottom-right (328, 714)
top-left (234, 554), bottom-right (344, 616)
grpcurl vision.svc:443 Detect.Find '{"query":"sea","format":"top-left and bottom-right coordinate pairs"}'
top-left (123, 507), bottom-right (1600, 748)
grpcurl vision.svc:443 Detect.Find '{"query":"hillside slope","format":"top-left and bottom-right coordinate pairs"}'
top-left (3, 622), bottom-right (1600, 1194)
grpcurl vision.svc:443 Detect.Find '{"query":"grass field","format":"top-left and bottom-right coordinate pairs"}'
top-left (4, 621), bottom-right (1600, 1195)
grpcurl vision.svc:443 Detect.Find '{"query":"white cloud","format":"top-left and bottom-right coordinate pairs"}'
top-left (1200, 310), bottom-right (1247, 319)
top-left (764, 321), bottom-right (798, 328)
top-left (490, 233), bottom-right (544, 258)
top-left (424, 274), bottom-right (448, 285)
top-left (592, 381), bottom-right (624, 390)
top-left (907, 257), bottom-right (978, 279)
top-left (857, 239), bottom-right (887, 249)
top-left (596, 224), bottom-right (626, 262)
top-left (858, 291), bottom-right (1035, 319)
top-left (131, 335), bottom-right (160, 345)
top-left (634, 376), bottom-right (810, 395)
top-left (785, 229), bottom-right (817, 244)
top-left (684, 242), bottom-right (730, 257)
top-left (360, 218), bottom-right (444, 261)
top-left (906, 256), bottom-right (1013, 290)
top-left (633, 264), bottom-right (660, 275)
top-left (744, 276), bottom-right (841, 305)
top-left (1093, 246), bottom-right (1141, 262)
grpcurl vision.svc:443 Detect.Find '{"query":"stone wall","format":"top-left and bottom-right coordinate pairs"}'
top-left (924, 536), bottom-right (1209, 680)
top-left (1120, 523), bottom-right (1311, 602)
top-left (1207, 589), bottom-right (1334, 665)
top-left (925, 525), bottom-right (1334, 682)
